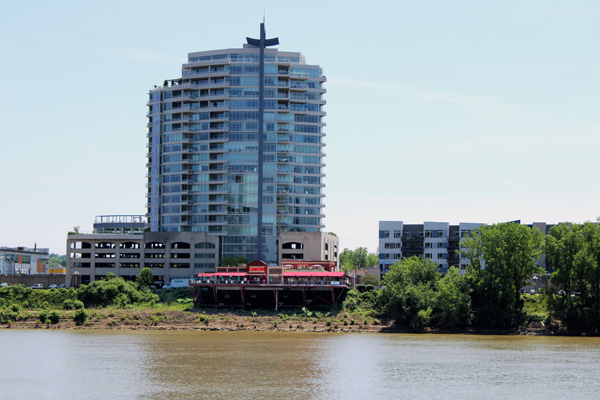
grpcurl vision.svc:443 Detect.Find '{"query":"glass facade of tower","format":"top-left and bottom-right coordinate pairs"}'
top-left (146, 44), bottom-right (326, 264)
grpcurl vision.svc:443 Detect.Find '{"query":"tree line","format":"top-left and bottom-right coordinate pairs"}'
top-left (339, 247), bottom-right (379, 272)
top-left (345, 220), bottom-right (600, 332)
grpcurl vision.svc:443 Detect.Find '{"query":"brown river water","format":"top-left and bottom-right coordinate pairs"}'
top-left (1, 330), bottom-right (599, 399)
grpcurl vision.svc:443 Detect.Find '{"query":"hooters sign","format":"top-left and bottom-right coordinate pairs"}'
top-left (247, 260), bottom-right (267, 274)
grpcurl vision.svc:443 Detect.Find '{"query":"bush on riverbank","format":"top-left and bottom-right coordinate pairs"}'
top-left (0, 275), bottom-right (157, 312)
top-left (0, 285), bottom-right (78, 310)
top-left (153, 287), bottom-right (193, 305)
top-left (77, 273), bottom-right (158, 308)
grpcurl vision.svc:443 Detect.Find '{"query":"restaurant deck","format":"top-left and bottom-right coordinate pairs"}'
top-left (190, 270), bottom-right (350, 310)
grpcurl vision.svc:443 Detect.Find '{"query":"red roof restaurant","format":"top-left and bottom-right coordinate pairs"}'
top-left (190, 260), bottom-right (349, 310)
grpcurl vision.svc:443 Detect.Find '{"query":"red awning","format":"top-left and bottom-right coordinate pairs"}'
top-left (283, 271), bottom-right (345, 278)
top-left (197, 273), bottom-right (246, 278)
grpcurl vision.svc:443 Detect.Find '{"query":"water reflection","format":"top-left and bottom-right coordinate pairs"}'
top-left (140, 331), bottom-right (328, 399)
top-left (1, 331), bottom-right (600, 399)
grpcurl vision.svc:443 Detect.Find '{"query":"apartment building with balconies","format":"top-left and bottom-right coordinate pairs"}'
top-left (146, 26), bottom-right (327, 265)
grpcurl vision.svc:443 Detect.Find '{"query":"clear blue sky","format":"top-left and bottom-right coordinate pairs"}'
top-left (1, 0), bottom-right (598, 255)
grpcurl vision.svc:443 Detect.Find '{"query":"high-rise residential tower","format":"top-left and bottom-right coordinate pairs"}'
top-left (146, 25), bottom-right (327, 264)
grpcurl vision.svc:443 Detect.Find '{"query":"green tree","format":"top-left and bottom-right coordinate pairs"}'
top-left (545, 223), bottom-right (584, 327)
top-left (221, 256), bottom-right (249, 266)
top-left (582, 220), bottom-right (600, 329)
top-left (49, 254), bottom-right (66, 268)
top-left (366, 251), bottom-right (379, 269)
top-left (137, 268), bottom-right (154, 290)
top-left (352, 247), bottom-right (368, 269)
top-left (545, 221), bottom-right (600, 330)
top-left (462, 222), bottom-right (544, 328)
top-left (434, 267), bottom-right (472, 328)
top-left (339, 247), bottom-right (378, 273)
top-left (379, 257), bottom-right (440, 329)
top-left (360, 273), bottom-right (380, 286)
top-left (339, 248), bottom-right (354, 272)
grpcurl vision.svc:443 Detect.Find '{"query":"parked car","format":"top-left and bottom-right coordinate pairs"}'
top-left (0, 283), bottom-right (7, 287)
top-left (59, 284), bottom-right (66, 288)
top-left (31, 284), bottom-right (44, 289)
top-left (48, 284), bottom-right (58, 289)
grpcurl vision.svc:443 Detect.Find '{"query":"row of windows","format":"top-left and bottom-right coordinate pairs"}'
top-left (159, 121), bottom-right (322, 141)
top-left (185, 64), bottom-right (321, 77)
top-left (425, 242), bottom-right (447, 249)
top-left (424, 253), bottom-right (449, 260)
top-left (199, 76), bottom-right (321, 88)
top-left (379, 253), bottom-right (403, 260)
top-left (276, 216), bottom-right (321, 226)
top-left (187, 53), bottom-right (301, 63)
top-left (72, 241), bottom-right (216, 250)
top-left (380, 253), bottom-right (450, 261)
top-left (159, 156), bottom-right (321, 176)
top-left (380, 230), bottom-right (449, 239)
top-left (425, 230), bottom-right (445, 238)
top-left (156, 87), bottom-right (323, 103)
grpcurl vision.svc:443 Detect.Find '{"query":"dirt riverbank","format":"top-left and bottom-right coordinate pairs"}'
top-left (2, 308), bottom-right (558, 335)
top-left (3, 308), bottom-right (393, 333)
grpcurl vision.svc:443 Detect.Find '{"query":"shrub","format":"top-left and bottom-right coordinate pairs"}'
top-left (63, 299), bottom-right (74, 310)
top-left (526, 312), bottom-right (547, 323)
top-left (356, 284), bottom-right (375, 292)
top-left (155, 287), bottom-right (193, 304)
top-left (20, 312), bottom-right (33, 321)
top-left (74, 309), bottom-right (87, 325)
top-left (48, 311), bottom-right (61, 324)
top-left (197, 313), bottom-right (212, 325)
top-left (38, 310), bottom-right (49, 323)
top-left (0, 286), bottom-right (78, 310)
top-left (0, 310), bottom-right (19, 324)
top-left (343, 288), bottom-right (380, 312)
top-left (77, 277), bottom-right (158, 308)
